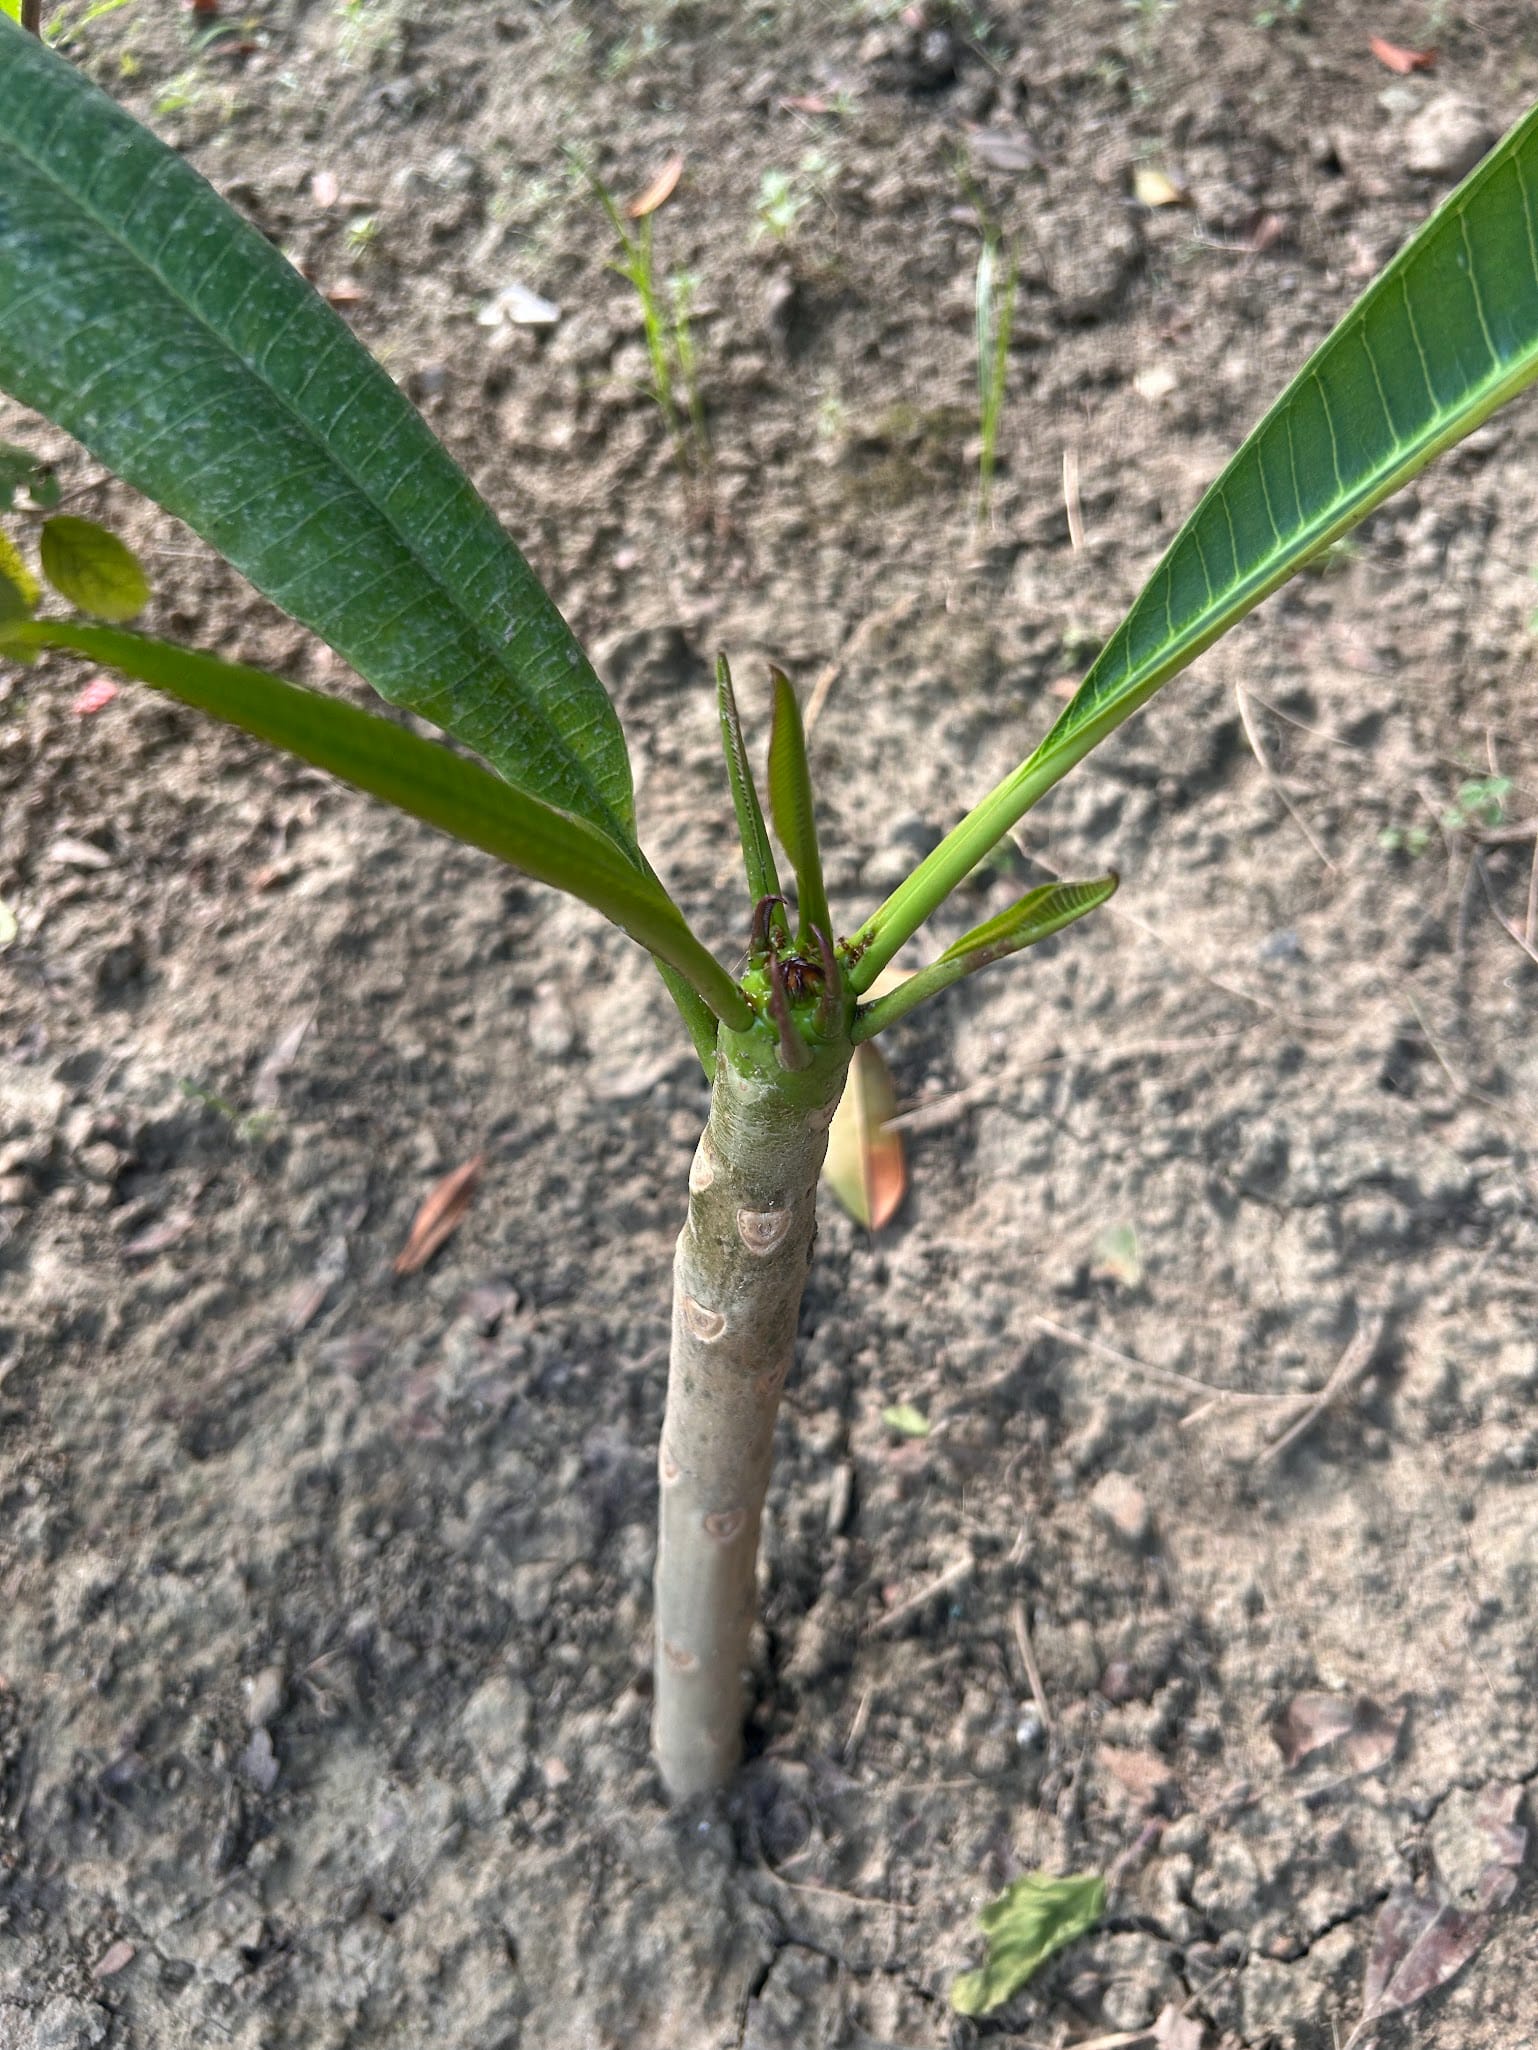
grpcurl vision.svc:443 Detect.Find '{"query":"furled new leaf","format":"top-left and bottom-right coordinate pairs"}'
top-left (716, 653), bottom-right (782, 915)
top-left (852, 99), bottom-right (1538, 986)
top-left (0, 21), bottom-right (637, 852)
top-left (0, 618), bottom-right (752, 1028)
top-left (766, 666), bottom-right (831, 944)
top-left (951, 1871), bottom-right (1107, 2017)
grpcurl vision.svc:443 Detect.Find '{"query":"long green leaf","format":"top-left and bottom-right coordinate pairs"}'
top-left (853, 875), bottom-right (1116, 1040)
top-left (850, 98), bottom-right (1538, 987)
top-left (766, 667), bottom-right (830, 944)
top-left (3, 619), bottom-right (751, 1029)
top-left (0, 21), bottom-right (636, 851)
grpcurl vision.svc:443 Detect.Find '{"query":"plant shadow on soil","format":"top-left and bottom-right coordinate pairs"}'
top-left (1, 4), bottom-right (1536, 2048)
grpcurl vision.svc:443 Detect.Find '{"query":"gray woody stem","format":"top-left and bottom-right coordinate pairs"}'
top-left (653, 1026), bottom-right (847, 1797)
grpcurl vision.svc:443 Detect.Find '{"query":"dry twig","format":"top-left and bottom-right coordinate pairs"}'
top-left (1255, 1313), bottom-right (1384, 1468)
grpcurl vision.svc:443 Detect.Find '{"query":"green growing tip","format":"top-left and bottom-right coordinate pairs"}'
top-left (765, 666), bottom-right (831, 949)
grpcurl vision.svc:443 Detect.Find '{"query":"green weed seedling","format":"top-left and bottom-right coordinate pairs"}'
top-left (4, 19), bottom-right (1538, 1795)
top-left (578, 153), bottom-right (708, 477)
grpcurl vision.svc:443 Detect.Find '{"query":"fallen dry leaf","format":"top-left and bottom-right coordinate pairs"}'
top-left (120, 1212), bottom-right (195, 1260)
top-left (824, 1042), bottom-right (905, 1229)
top-left (1369, 35), bottom-right (1436, 75)
top-left (1348, 1784), bottom-right (1525, 2047)
top-left (1272, 1691), bottom-right (1405, 1774)
top-left (93, 1939), bottom-right (136, 1980)
top-left (71, 676), bottom-right (118, 717)
top-left (394, 1155), bottom-right (483, 1276)
top-left (324, 280), bottom-right (369, 307)
top-left (628, 154), bottom-right (684, 219)
top-left (1133, 165), bottom-right (1186, 208)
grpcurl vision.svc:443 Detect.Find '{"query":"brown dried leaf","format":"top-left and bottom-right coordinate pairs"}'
top-left (120, 1211), bottom-right (194, 1260)
top-left (1369, 35), bottom-right (1437, 74)
top-left (627, 154), bottom-right (684, 220)
top-left (1361, 1887), bottom-right (1492, 2024)
top-left (394, 1155), bottom-right (483, 1276)
top-left (92, 1939), bottom-right (136, 1980)
top-left (1272, 1692), bottom-right (1404, 1774)
top-left (1355, 1785), bottom-right (1526, 2040)
top-left (824, 1043), bottom-right (905, 1229)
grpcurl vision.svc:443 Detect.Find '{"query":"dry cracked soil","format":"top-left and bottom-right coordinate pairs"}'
top-left (1, 3), bottom-right (1536, 2048)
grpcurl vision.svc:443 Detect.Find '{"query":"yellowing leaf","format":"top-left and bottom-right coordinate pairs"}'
top-left (881, 1401), bottom-right (929, 1438)
top-left (824, 1041), bottom-right (905, 1229)
top-left (0, 528), bottom-right (39, 621)
top-left (1133, 165), bottom-right (1186, 208)
top-left (39, 516), bottom-right (150, 622)
top-left (952, 1871), bottom-right (1107, 2017)
top-left (1091, 1222), bottom-right (1142, 1288)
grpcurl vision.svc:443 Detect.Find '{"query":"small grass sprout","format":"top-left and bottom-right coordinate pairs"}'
top-left (579, 153), bottom-right (708, 476)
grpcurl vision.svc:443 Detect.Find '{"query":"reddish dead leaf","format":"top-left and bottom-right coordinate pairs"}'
top-left (71, 675), bottom-right (118, 717)
top-left (184, 0), bottom-right (219, 12)
top-left (627, 154), bottom-right (684, 220)
top-left (93, 1939), bottom-right (136, 1980)
top-left (1272, 1692), bottom-right (1404, 1774)
top-left (311, 169), bottom-right (340, 209)
top-left (120, 1212), bottom-right (194, 1260)
top-left (824, 1042), bottom-right (905, 1229)
top-left (1350, 1784), bottom-right (1525, 2046)
top-left (1369, 35), bottom-right (1437, 74)
top-left (394, 1155), bottom-right (483, 1276)
top-left (324, 280), bottom-right (368, 307)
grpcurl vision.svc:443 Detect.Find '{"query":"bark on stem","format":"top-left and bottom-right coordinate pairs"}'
top-left (653, 1023), bottom-right (848, 1798)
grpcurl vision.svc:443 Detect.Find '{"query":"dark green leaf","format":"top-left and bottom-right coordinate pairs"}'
top-left (766, 666), bottom-right (830, 943)
top-left (0, 21), bottom-right (636, 851)
top-left (2, 619), bottom-right (752, 1030)
top-left (39, 514), bottom-right (148, 620)
top-left (951, 1871), bottom-right (1107, 2017)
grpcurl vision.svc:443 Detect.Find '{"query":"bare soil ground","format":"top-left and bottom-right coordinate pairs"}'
top-left (2, 4), bottom-right (1536, 2047)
